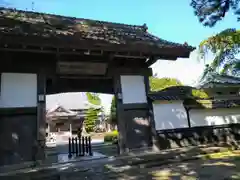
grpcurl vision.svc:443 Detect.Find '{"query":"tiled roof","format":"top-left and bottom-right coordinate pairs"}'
top-left (46, 105), bottom-right (78, 118)
top-left (46, 92), bottom-right (101, 110)
top-left (198, 73), bottom-right (240, 88)
top-left (148, 86), bottom-right (194, 100)
top-left (187, 99), bottom-right (240, 109)
top-left (0, 8), bottom-right (195, 56)
top-left (149, 86), bottom-right (240, 109)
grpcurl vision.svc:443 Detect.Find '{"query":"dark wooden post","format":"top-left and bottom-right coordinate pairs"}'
top-left (68, 138), bottom-right (72, 158)
top-left (75, 137), bottom-right (78, 156)
top-left (82, 136), bottom-right (85, 155)
top-left (113, 75), bottom-right (126, 154)
top-left (88, 136), bottom-right (93, 156)
top-left (144, 76), bottom-right (157, 151)
top-left (36, 71), bottom-right (46, 161)
top-left (112, 68), bottom-right (153, 154)
top-left (85, 136), bottom-right (88, 154)
top-left (71, 137), bottom-right (75, 155)
top-left (79, 136), bottom-right (82, 156)
top-left (185, 107), bottom-right (191, 128)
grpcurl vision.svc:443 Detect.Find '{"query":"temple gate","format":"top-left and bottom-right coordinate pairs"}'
top-left (0, 8), bottom-right (194, 166)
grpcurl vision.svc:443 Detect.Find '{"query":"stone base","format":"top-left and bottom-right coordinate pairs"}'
top-left (156, 124), bottom-right (240, 150)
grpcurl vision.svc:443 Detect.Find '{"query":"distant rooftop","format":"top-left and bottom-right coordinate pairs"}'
top-left (46, 92), bottom-right (101, 110)
top-left (198, 73), bottom-right (240, 88)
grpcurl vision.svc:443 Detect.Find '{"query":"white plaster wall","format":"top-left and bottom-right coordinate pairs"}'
top-left (153, 101), bottom-right (189, 130)
top-left (0, 73), bottom-right (37, 108)
top-left (120, 75), bottom-right (147, 104)
top-left (190, 108), bottom-right (240, 127)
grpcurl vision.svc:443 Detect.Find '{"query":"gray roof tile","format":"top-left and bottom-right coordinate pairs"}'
top-left (0, 7), bottom-right (195, 55)
top-left (46, 92), bottom-right (101, 110)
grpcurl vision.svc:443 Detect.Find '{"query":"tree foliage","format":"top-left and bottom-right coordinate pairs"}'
top-left (191, 1), bottom-right (240, 78)
top-left (86, 92), bottom-right (101, 105)
top-left (191, 1), bottom-right (240, 79)
top-left (84, 108), bottom-right (98, 132)
top-left (191, 0), bottom-right (240, 27)
top-left (150, 76), bottom-right (183, 92)
top-left (85, 92), bottom-right (101, 132)
top-left (192, 88), bottom-right (209, 98)
top-left (109, 96), bottom-right (117, 125)
top-left (199, 28), bottom-right (240, 80)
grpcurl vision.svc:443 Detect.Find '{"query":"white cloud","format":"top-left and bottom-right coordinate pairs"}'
top-left (99, 93), bottom-right (113, 115)
top-left (151, 50), bottom-right (206, 86)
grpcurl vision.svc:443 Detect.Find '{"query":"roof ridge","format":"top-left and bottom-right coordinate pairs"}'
top-left (0, 7), bottom-right (147, 31)
top-left (215, 74), bottom-right (240, 81)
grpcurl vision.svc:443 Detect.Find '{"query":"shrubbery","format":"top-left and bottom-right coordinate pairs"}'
top-left (104, 130), bottom-right (118, 144)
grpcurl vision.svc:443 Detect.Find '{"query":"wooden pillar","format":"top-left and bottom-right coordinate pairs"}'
top-left (144, 76), bottom-right (159, 152)
top-left (113, 75), bottom-right (126, 154)
top-left (185, 107), bottom-right (191, 128)
top-left (36, 71), bottom-right (46, 161)
top-left (113, 70), bottom-right (153, 154)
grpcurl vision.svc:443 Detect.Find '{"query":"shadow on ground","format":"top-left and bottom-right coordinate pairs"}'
top-left (2, 146), bottom-right (240, 180)
top-left (102, 150), bottom-right (240, 180)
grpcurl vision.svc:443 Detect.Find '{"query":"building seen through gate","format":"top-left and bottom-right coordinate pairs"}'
top-left (46, 92), bottom-right (102, 136)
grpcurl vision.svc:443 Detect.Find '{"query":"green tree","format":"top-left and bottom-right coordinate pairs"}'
top-left (190, 0), bottom-right (240, 27)
top-left (84, 108), bottom-right (98, 132)
top-left (86, 92), bottom-right (101, 105)
top-left (84, 92), bottom-right (102, 132)
top-left (109, 96), bottom-right (117, 125)
top-left (150, 76), bottom-right (183, 92)
top-left (199, 29), bottom-right (240, 79)
top-left (191, 1), bottom-right (240, 79)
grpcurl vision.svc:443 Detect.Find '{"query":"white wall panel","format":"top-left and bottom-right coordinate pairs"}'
top-left (120, 75), bottom-right (147, 104)
top-left (153, 101), bottom-right (189, 130)
top-left (190, 108), bottom-right (240, 127)
top-left (0, 73), bottom-right (37, 108)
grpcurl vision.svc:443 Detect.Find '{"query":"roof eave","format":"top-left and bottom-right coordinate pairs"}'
top-left (147, 46), bottom-right (195, 66)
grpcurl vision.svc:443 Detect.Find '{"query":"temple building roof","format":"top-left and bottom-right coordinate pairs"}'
top-left (46, 92), bottom-right (101, 111)
top-left (198, 73), bottom-right (240, 88)
top-left (148, 85), bottom-right (240, 109)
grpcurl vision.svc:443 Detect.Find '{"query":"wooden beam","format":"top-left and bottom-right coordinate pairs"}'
top-left (108, 67), bottom-right (152, 76)
top-left (48, 77), bottom-right (114, 94)
top-left (146, 57), bottom-right (158, 66)
top-left (146, 55), bottom-right (178, 66)
top-left (0, 107), bottom-right (37, 116)
top-left (0, 34), bottom-right (194, 60)
top-left (105, 54), bottom-right (114, 76)
top-left (59, 75), bottom-right (112, 79)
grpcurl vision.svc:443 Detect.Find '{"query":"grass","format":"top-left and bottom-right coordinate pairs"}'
top-left (104, 130), bottom-right (118, 143)
top-left (103, 150), bottom-right (240, 180)
top-left (151, 150), bottom-right (240, 180)
top-left (203, 150), bottom-right (240, 160)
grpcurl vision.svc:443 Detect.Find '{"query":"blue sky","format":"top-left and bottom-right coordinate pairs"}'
top-left (4, 0), bottom-right (239, 113)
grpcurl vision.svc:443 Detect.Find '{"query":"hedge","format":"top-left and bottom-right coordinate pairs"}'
top-left (104, 130), bottom-right (118, 144)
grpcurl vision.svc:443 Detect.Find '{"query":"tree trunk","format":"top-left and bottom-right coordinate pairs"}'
top-left (81, 124), bottom-right (89, 136)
